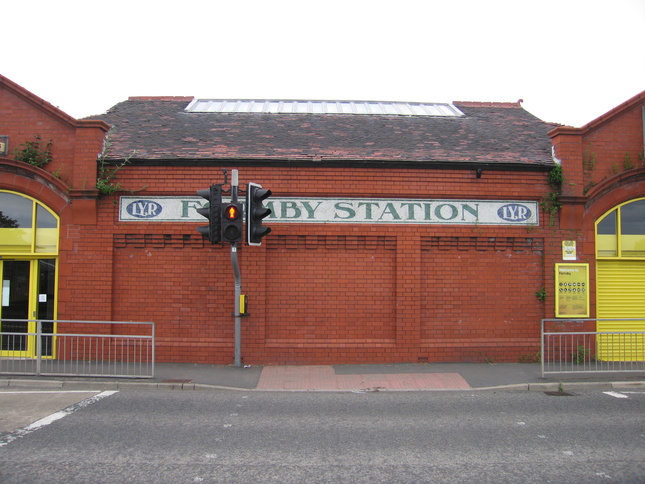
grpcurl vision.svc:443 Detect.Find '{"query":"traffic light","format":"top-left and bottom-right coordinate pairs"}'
top-left (221, 202), bottom-right (243, 243)
top-left (246, 182), bottom-right (272, 246)
top-left (196, 184), bottom-right (222, 244)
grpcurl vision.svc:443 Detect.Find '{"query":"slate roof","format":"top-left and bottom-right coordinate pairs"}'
top-left (89, 97), bottom-right (558, 167)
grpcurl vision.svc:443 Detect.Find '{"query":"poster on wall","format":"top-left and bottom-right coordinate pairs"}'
top-left (562, 240), bottom-right (577, 260)
top-left (555, 263), bottom-right (589, 318)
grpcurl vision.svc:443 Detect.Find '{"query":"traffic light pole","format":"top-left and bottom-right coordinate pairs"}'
top-left (231, 243), bottom-right (242, 367)
top-left (230, 170), bottom-right (243, 367)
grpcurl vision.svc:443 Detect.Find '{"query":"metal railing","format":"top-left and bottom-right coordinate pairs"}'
top-left (0, 319), bottom-right (155, 379)
top-left (542, 318), bottom-right (645, 377)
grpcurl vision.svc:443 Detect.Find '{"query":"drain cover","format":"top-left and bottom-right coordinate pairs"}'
top-left (544, 391), bottom-right (575, 396)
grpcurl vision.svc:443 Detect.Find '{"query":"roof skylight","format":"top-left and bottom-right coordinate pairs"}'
top-left (185, 100), bottom-right (463, 117)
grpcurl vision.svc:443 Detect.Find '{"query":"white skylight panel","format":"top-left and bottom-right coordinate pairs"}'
top-left (268, 101), bottom-right (281, 113)
top-left (248, 101), bottom-right (265, 113)
top-left (184, 100), bottom-right (464, 117)
top-left (409, 104), bottom-right (428, 116)
top-left (311, 101), bottom-right (324, 113)
top-left (338, 102), bottom-right (353, 114)
top-left (381, 104), bottom-right (399, 115)
top-left (355, 103), bottom-right (369, 114)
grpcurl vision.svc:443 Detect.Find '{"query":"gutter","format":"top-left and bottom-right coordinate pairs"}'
top-left (102, 157), bottom-right (554, 172)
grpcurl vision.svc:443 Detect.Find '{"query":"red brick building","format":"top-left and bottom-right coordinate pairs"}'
top-left (550, 94), bottom-right (645, 338)
top-left (1, 73), bottom-right (643, 365)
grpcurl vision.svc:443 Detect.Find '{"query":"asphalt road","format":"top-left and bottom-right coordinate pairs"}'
top-left (1, 388), bottom-right (644, 483)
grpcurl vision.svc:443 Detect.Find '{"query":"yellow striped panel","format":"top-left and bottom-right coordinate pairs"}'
top-left (597, 260), bottom-right (645, 360)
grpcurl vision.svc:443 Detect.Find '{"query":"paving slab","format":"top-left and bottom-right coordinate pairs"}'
top-left (257, 365), bottom-right (472, 391)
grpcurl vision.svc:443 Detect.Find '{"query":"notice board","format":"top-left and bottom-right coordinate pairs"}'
top-left (555, 263), bottom-right (590, 317)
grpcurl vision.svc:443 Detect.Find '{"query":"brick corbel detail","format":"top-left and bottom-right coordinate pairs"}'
top-left (69, 188), bottom-right (100, 225)
top-left (559, 195), bottom-right (586, 231)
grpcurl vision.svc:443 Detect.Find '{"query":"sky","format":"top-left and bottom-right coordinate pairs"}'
top-left (3, 0), bottom-right (644, 127)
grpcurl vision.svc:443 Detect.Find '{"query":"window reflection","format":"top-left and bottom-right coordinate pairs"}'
top-left (621, 199), bottom-right (645, 235)
top-left (621, 199), bottom-right (645, 257)
top-left (597, 210), bottom-right (617, 257)
top-left (597, 210), bottom-right (617, 234)
top-left (0, 192), bottom-right (32, 228)
top-left (36, 205), bottom-right (57, 228)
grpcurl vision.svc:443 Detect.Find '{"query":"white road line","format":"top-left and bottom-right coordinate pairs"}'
top-left (0, 390), bottom-right (118, 447)
top-left (603, 391), bottom-right (629, 399)
top-left (0, 390), bottom-right (105, 394)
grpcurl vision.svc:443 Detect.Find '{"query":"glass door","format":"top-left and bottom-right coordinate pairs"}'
top-left (37, 259), bottom-right (56, 356)
top-left (0, 259), bottom-right (56, 356)
top-left (1, 260), bottom-right (31, 353)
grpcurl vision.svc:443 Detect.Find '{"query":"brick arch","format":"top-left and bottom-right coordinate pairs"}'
top-left (585, 167), bottom-right (645, 222)
top-left (0, 158), bottom-right (71, 214)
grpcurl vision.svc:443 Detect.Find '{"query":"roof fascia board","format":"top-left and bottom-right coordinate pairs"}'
top-left (110, 157), bottom-right (552, 172)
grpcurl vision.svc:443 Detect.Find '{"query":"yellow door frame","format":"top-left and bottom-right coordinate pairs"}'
top-left (0, 190), bottom-right (60, 358)
top-left (0, 257), bottom-right (58, 358)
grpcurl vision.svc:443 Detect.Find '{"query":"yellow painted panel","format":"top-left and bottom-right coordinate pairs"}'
top-left (621, 234), bottom-right (645, 257)
top-left (597, 260), bottom-right (645, 361)
top-left (0, 228), bottom-right (33, 252)
top-left (596, 234), bottom-right (617, 257)
top-left (35, 228), bottom-right (58, 253)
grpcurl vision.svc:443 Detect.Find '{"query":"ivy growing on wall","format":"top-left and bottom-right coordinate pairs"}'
top-left (96, 129), bottom-right (137, 195)
top-left (541, 164), bottom-right (563, 226)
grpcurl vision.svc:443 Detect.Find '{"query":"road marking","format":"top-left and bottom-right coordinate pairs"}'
top-left (0, 390), bottom-right (106, 394)
top-left (0, 390), bottom-right (118, 447)
top-left (603, 391), bottom-right (629, 399)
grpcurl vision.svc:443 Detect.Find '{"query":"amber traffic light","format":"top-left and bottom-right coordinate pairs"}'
top-left (221, 202), bottom-right (243, 243)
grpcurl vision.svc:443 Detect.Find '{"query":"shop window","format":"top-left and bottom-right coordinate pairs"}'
top-left (596, 198), bottom-right (645, 258)
top-left (0, 191), bottom-right (59, 255)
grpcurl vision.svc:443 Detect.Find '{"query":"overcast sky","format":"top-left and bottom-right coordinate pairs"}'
top-left (4, 0), bottom-right (644, 127)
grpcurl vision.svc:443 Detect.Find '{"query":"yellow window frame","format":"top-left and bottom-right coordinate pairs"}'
top-left (0, 190), bottom-right (60, 257)
top-left (595, 197), bottom-right (645, 260)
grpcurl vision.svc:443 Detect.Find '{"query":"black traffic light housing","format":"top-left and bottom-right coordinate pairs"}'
top-left (196, 184), bottom-right (222, 244)
top-left (221, 202), bottom-right (243, 244)
top-left (246, 182), bottom-right (272, 246)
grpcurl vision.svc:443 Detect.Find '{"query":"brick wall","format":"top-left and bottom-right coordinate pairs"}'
top-left (74, 164), bottom-right (556, 365)
top-left (0, 159), bottom-right (563, 365)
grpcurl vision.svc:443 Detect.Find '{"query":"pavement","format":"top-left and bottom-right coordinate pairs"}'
top-left (2, 362), bottom-right (645, 392)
